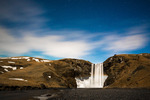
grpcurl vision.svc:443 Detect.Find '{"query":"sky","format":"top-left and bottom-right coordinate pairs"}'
top-left (0, 0), bottom-right (150, 63)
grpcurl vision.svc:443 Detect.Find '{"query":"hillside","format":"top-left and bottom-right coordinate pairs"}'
top-left (0, 53), bottom-right (150, 90)
top-left (0, 57), bottom-right (91, 90)
top-left (103, 53), bottom-right (150, 88)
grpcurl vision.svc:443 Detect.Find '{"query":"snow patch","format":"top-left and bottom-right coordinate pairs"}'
top-left (20, 67), bottom-right (23, 69)
top-left (109, 57), bottom-right (113, 62)
top-left (48, 76), bottom-right (51, 78)
top-left (27, 59), bottom-right (30, 61)
top-left (1, 66), bottom-right (17, 70)
top-left (8, 61), bottom-right (15, 63)
top-left (11, 57), bottom-right (20, 59)
top-left (11, 57), bottom-right (30, 60)
top-left (13, 67), bottom-right (17, 70)
top-left (22, 57), bottom-right (30, 59)
top-left (4, 69), bottom-right (9, 72)
top-left (32, 58), bottom-right (39, 62)
top-left (9, 78), bottom-right (28, 82)
top-left (0, 57), bottom-right (11, 59)
top-left (41, 60), bottom-right (50, 62)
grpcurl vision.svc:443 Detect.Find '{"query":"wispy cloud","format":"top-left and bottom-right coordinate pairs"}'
top-left (126, 25), bottom-right (148, 35)
top-left (0, 0), bottom-right (149, 61)
top-left (103, 34), bottom-right (147, 52)
top-left (89, 25), bottom-right (149, 54)
top-left (0, 0), bottom-right (94, 58)
top-left (0, 26), bottom-right (148, 58)
top-left (0, 27), bottom-right (92, 58)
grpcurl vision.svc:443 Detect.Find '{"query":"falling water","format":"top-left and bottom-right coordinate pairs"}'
top-left (90, 63), bottom-right (104, 88)
top-left (75, 63), bottom-right (107, 88)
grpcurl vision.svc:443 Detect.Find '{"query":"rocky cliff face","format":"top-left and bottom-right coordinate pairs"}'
top-left (0, 57), bottom-right (91, 90)
top-left (103, 53), bottom-right (150, 88)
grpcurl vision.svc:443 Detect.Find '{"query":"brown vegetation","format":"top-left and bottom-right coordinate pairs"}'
top-left (0, 57), bottom-right (91, 90)
top-left (103, 53), bottom-right (150, 88)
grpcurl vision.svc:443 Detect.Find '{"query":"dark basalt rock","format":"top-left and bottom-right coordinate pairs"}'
top-left (62, 68), bottom-right (75, 78)
top-left (42, 59), bottom-right (91, 88)
top-left (60, 59), bottom-right (91, 78)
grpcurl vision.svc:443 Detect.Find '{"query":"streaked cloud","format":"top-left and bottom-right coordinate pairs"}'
top-left (0, 27), bottom-right (92, 58)
top-left (103, 34), bottom-right (147, 52)
top-left (0, 26), bottom-right (148, 58)
top-left (0, 0), bottom-right (149, 63)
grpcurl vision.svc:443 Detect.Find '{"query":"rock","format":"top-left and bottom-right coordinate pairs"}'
top-left (40, 84), bottom-right (47, 89)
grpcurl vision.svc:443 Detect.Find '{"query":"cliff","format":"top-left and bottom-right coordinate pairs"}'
top-left (103, 53), bottom-right (150, 88)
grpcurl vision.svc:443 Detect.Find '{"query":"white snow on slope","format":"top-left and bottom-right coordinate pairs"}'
top-left (41, 60), bottom-right (50, 62)
top-left (11, 57), bottom-right (20, 59)
top-left (4, 69), bottom-right (9, 72)
top-left (0, 57), bottom-right (51, 63)
top-left (48, 76), bottom-right (51, 78)
top-left (9, 78), bottom-right (27, 82)
top-left (1, 66), bottom-right (17, 70)
top-left (27, 59), bottom-right (30, 61)
top-left (22, 57), bottom-right (30, 59)
top-left (8, 61), bottom-right (15, 63)
top-left (11, 57), bottom-right (30, 59)
top-left (0, 57), bottom-right (30, 59)
top-left (32, 58), bottom-right (39, 62)
top-left (0, 57), bottom-right (11, 59)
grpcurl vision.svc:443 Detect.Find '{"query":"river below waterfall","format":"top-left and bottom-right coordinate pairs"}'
top-left (0, 88), bottom-right (149, 100)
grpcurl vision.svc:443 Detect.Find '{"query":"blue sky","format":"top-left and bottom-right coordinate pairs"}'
top-left (0, 0), bottom-right (150, 63)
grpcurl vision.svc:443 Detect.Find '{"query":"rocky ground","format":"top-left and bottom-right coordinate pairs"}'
top-left (0, 88), bottom-right (149, 100)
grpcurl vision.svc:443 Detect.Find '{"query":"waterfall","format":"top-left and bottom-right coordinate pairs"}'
top-left (75, 63), bottom-right (107, 88)
top-left (90, 63), bottom-right (104, 88)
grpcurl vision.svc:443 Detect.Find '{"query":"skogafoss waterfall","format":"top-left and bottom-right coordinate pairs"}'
top-left (75, 63), bottom-right (107, 88)
top-left (90, 63), bottom-right (104, 88)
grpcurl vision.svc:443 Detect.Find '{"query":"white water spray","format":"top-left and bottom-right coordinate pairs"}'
top-left (75, 63), bottom-right (107, 88)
